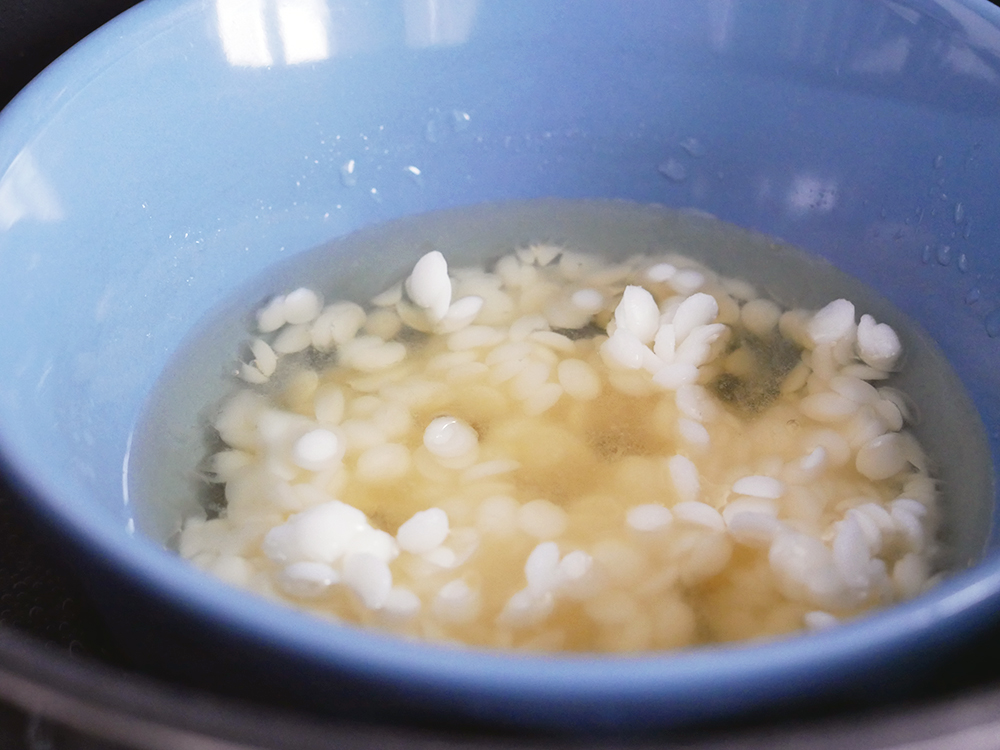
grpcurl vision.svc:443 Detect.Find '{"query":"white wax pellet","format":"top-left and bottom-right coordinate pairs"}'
top-left (856, 433), bottom-right (908, 480)
top-left (383, 587), bottom-right (422, 620)
top-left (239, 362), bottom-right (269, 384)
top-left (667, 455), bottom-right (700, 503)
top-left (721, 497), bottom-right (777, 525)
top-left (314, 386), bottom-right (345, 425)
top-left (626, 504), bottom-right (673, 532)
top-left (731, 475), bottom-right (785, 499)
top-left (423, 416), bottom-right (478, 459)
top-left (600, 327), bottom-right (649, 370)
top-left (558, 550), bottom-right (593, 583)
top-left (672, 501), bottom-right (725, 532)
top-left (311, 301), bottom-right (366, 350)
top-left (356, 443), bottom-right (411, 482)
top-left (529, 330), bottom-right (576, 353)
top-left (476, 495), bottom-right (520, 536)
top-left (726, 511), bottom-right (780, 548)
top-left (652, 362), bottom-right (699, 391)
top-left (432, 579), bottom-right (480, 623)
top-left (557, 358), bottom-right (601, 400)
top-left (670, 269), bottom-right (705, 295)
top-left (342, 552), bottom-right (393, 610)
top-left (571, 288), bottom-right (604, 312)
top-left (406, 250), bottom-right (452, 321)
top-left (653, 323), bottom-right (676, 361)
top-left (830, 375), bottom-right (879, 404)
top-left (892, 553), bottom-right (929, 599)
top-left (345, 528), bottom-right (400, 563)
top-left (462, 459), bottom-right (520, 482)
top-left (256, 295), bottom-right (287, 333)
top-left (371, 282), bottom-right (403, 307)
top-left (438, 295), bottom-right (485, 332)
top-left (808, 299), bottom-right (856, 346)
top-left (523, 382), bottom-right (563, 416)
top-left (279, 561), bottom-right (340, 598)
top-left (283, 288), bottom-right (323, 325)
top-left (804, 611), bottom-right (838, 631)
top-left (614, 285), bottom-right (661, 344)
top-left (799, 392), bottom-right (859, 423)
top-left (672, 293), bottom-right (720, 344)
top-left (675, 384), bottom-right (718, 422)
top-left (510, 361), bottom-right (552, 401)
top-left (740, 298), bottom-right (781, 336)
top-left (677, 418), bottom-right (710, 448)
top-left (397, 508), bottom-right (450, 554)
top-left (832, 515), bottom-right (871, 590)
top-left (339, 337), bottom-right (407, 371)
top-left (525, 541), bottom-right (562, 595)
top-left (498, 588), bottom-right (554, 627)
top-left (646, 263), bottom-right (677, 282)
top-left (448, 325), bottom-right (506, 351)
top-left (273, 324), bottom-right (312, 354)
top-left (857, 314), bottom-right (902, 371)
top-left (517, 499), bottom-right (568, 539)
top-left (846, 509), bottom-right (883, 555)
top-left (291, 428), bottom-right (344, 471)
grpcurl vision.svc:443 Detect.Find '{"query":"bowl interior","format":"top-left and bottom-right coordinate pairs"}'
top-left (1, 0), bottom-right (1000, 730)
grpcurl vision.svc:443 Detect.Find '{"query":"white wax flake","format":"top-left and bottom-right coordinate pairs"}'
top-left (283, 288), bottom-right (323, 324)
top-left (405, 250), bottom-right (452, 321)
top-left (356, 443), bottom-right (411, 482)
top-left (558, 550), bottom-right (593, 583)
top-left (557, 358), bottom-right (601, 400)
top-left (653, 324), bottom-right (676, 361)
top-left (808, 299), bottom-right (856, 346)
top-left (667, 455), bottom-right (701, 503)
top-left (291, 428), bottom-right (344, 471)
top-left (263, 500), bottom-right (371, 565)
top-left (614, 285), bottom-right (661, 344)
top-left (423, 416), bottom-right (478, 459)
top-left (273, 324), bottom-right (313, 354)
top-left (731, 475), bottom-right (785, 499)
top-left (249, 339), bottom-right (277, 377)
top-left (671, 293), bottom-right (720, 344)
top-left (856, 314), bottom-right (902, 371)
top-left (832, 515), bottom-right (871, 590)
top-left (342, 552), bottom-right (393, 609)
top-left (397, 508), bottom-right (450, 554)
top-left (626, 504), bottom-right (673, 532)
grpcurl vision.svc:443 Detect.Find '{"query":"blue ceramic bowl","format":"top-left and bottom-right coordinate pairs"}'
top-left (1, 0), bottom-right (1000, 732)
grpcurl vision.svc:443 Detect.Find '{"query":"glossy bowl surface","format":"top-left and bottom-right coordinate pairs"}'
top-left (1, 0), bottom-right (1000, 731)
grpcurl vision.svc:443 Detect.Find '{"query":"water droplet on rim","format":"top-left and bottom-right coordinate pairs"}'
top-left (921, 245), bottom-right (932, 264)
top-left (958, 254), bottom-right (968, 273)
top-left (679, 137), bottom-right (705, 157)
top-left (954, 203), bottom-right (965, 224)
top-left (934, 155), bottom-right (944, 169)
top-left (936, 245), bottom-right (952, 266)
top-left (340, 160), bottom-right (357, 187)
top-left (658, 158), bottom-right (688, 182)
top-left (965, 287), bottom-right (981, 305)
top-left (985, 309), bottom-right (1000, 338)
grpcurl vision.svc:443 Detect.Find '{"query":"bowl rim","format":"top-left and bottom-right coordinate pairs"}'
top-left (3, 0), bottom-right (1000, 730)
